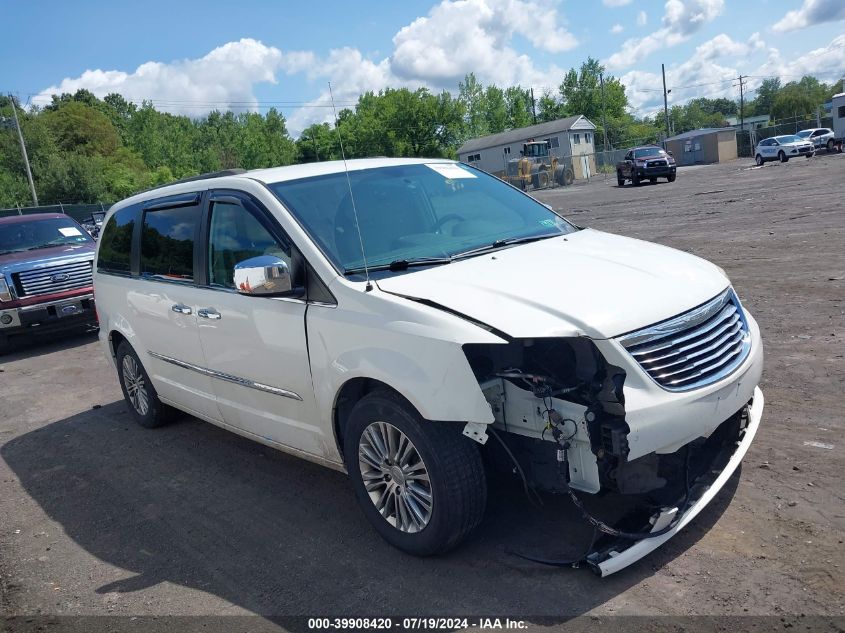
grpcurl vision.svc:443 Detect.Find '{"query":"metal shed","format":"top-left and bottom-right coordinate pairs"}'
top-left (664, 128), bottom-right (738, 166)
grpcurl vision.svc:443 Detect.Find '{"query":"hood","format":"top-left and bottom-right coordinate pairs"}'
top-left (376, 229), bottom-right (729, 339)
top-left (0, 243), bottom-right (95, 275)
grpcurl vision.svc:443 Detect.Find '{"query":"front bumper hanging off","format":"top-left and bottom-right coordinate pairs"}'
top-left (588, 386), bottom-right (764, 577)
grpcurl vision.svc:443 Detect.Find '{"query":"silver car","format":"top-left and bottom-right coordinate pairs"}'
top-left (796, 128), bottom-right (835, 151)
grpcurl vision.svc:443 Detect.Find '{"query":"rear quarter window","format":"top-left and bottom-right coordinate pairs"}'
top-left (97, 206), bottom-right (136, 274)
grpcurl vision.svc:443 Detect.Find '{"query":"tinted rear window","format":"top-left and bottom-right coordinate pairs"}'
top-left (97, 206), bottom-right (135, 274)
top-left (141, 205), bottom-right (199, 281)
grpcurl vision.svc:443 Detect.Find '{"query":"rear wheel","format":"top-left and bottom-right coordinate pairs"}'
top-left (344, 390), bottom-right (486, 556)
top-left (778, 150), bottom-right (787, 163)
top-left (116, 341), bottom-right (173, 428)
top-left (616, 170), bottom-right (625, 186)
top-left (632, 171), bottom-right (641, 186)
top-left (649, 177), bottom-right (657, 184)
top-left (827, 139), bottom-right (834, 152)
top-left (755, 154), bottom-right (763, 166)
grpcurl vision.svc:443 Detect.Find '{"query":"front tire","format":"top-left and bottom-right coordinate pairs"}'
top-left (779, 151), bottom-right (788, 163)
top-left (667, 174), bottom-right (676, 182)
top-left (116, 341), bottom-right (172, 428)
top-left (755, 154), bottom-right (763, 166)
top-left (632, 171), bottom-right (641, 186)
top-left (344, 390), bottom-right (486, 556)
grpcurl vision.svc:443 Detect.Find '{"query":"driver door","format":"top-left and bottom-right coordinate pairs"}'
top-left (194, 190), bottom-right (325, 457)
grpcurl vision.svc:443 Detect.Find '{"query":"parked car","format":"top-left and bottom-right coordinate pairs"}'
top-left (95, 159), bottom-right (763, 576)
top-left (0, 213), bottom-right (98, 353)
top-left (616, 146), bottom-right (677, 186)
top-left (754, 135), bottom-right (814, 165)
top-left (796, 127), bottom-right (835, 151)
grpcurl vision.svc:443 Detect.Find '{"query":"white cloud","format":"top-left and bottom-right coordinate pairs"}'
top-left (610, 23), bottom-right (624, 34)
top-left (32, 38), bottom-right (286, 113)
top-left (34, 0), bottom-right (579, 136)
top-left (391, 0), bottom-right (577, 87)
top-left (694, 32), bottom-right (765, 61)
top-left (606, 0), bottom-right (724, 69)
top-left (772, 0), bottom-right (845, 33)
top-left (622, 33), bottom-right (845, 118)
top-left (637, 10), bottom-right (648, 26)
top-left (602, 0), bottom-right (632, 6)
top-left (756, 34), bottom-right (845, 83)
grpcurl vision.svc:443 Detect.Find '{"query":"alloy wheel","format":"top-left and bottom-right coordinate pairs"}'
top-left (122, 354), bottom-right (150, 416)
top-left (358, 421), bottom-right (433, 533)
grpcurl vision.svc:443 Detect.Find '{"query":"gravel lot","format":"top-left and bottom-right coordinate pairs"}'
top-left (1, 154), bottom-right (843, 627)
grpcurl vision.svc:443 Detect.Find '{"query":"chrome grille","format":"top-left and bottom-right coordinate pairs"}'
top-left (14, 259), bottom-right (93, 298)
top-left (647, 159), bottom-right (667, 167)
top-left (618, 290), bottom-right (751, 392)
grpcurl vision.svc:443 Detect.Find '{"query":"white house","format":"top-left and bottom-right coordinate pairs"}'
top-left (457, 115), bottom-right (598, 180)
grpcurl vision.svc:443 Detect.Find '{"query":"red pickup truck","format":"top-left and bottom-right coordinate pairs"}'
top-left (0, 213), bottom-right (98, 353)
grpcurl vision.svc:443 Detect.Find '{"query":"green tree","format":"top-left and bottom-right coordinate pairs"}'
top-left (42, 101), bottom-right (120, 156)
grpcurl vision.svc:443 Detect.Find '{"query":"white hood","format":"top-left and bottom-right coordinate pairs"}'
top-left (376, 229), bottom-right (729, 339)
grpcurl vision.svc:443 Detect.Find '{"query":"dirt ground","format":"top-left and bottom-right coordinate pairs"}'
top-left (0, 154), bottom-right (843, 628)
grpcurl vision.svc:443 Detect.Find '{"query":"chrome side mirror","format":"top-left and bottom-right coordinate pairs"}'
top-left (233, 255), bottom-right (292, 296)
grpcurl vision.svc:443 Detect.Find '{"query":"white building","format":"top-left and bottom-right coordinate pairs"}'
top-left (457, 115), bottom-right (598, 180)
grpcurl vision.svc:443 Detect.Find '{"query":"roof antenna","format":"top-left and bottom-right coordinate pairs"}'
top-left (328, 82), bottom-right (372, 292)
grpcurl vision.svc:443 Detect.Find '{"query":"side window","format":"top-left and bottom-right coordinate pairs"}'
top-left (141, 204), bottom-right (200, 281)
top-left (97, 206), bottom-right (135, 274)
top-left (573, 133), bottom-right (581, 145)
top-left (207, 201), bottom-right (290, 289)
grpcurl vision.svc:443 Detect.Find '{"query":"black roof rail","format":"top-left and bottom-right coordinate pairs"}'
top-left (138, 169), bottom-right (248, 195)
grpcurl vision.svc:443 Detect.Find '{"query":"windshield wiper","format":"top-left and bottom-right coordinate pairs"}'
top-left (344, 256), bottom-right (453, 276)
top-left (452, 233), bottom-right (560, 260)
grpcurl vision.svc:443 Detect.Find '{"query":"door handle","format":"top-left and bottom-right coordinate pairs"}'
top-left (171, 303), bottom-right (192, 315)
top-left (197, 308), bottom-right (221, 320)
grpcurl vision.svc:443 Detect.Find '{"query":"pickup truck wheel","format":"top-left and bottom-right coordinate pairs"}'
top-left (616, 170), bottom-right (625, 186)
top-left (667, 174), bottom-right (676, 182)
top-left (649, 177), bottom-right (657, 184)
top-left (116, 341), bottom-right (172, 428)
top-left (344, 390), bottom-right (486, 556)
top-left (755, 154), bottom-right (763, 166)
top-left (632, 172), bottom-right (641, 186)
top-left (0, 334), bottom-right (9, 356)
top-left (778, 150), bottom-right (788, 163)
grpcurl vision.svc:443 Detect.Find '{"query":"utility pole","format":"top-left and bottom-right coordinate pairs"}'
top-left (8, 95), bottom-right (38, 206)
top-left (736, 75), bottom-right (747, 156)
top-left (599, 73), bottom-right (609, 150)
top-left (661, 64), bottom-right (670, 147)
top-left (530, 88), bottom-right (537, 125)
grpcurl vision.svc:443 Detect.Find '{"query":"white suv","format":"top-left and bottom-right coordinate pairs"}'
top-left (95, 158), bottom-right (763, 576)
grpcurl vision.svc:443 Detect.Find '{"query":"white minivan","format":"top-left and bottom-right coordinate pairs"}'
top-left (95, 158), bottom-right (763, 576)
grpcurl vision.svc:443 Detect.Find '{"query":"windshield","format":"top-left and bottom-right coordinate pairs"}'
top-left (633, 147), bottom-right (666, 158)
top-left (268, 163), bottom-right (576, 275)
top-left (775, 135), bottom-right (802, 144)
top-left (0, 216), bottom-right (93, 255)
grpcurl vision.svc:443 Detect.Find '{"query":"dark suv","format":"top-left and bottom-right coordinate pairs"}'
top-left (617, 145), bottom-right (677, 186)
top-left (0, 213), bottom-right (98, 352)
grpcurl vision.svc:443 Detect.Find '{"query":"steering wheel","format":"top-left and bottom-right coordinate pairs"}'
top-left (433, 213), bottom-right (465, 232)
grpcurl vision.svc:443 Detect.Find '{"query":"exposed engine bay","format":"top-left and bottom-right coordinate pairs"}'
top-left (463, 337), bottom-right (755, 572)
top-left (463, 337), bottom-right (633, 495)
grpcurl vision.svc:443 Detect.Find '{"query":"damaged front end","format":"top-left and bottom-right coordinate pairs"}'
top-left (462, 336), bottom-right (763, 576)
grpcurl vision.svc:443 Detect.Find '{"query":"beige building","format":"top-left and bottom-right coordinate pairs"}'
top-left (457, 115), bottom-right (598, 180)
top-left (664, 128), bottom-right (738, 165)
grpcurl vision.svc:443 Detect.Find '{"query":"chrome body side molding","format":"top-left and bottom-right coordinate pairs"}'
top-left (147, 351), bottom-right (303, 401)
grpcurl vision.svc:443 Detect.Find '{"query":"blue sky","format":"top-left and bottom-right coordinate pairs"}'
top-left (2, 0), bottom-right (844, 135)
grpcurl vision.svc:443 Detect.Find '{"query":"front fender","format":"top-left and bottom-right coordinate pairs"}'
top-left (306, 286), bottom-right (501, 431)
